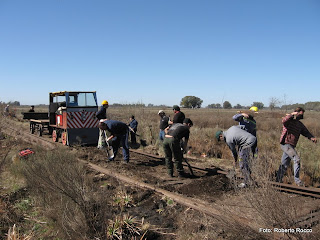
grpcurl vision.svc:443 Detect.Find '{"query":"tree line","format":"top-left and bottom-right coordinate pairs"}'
top-left (3, 97), bottom-right (320, 111)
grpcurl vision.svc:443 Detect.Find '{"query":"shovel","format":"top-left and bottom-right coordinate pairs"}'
top-left (106, 141), bottom-right (114, 159)
top-left (183, 156), bottom-right (195, 176)
top-left (104, 131), bottom-right (114, 159)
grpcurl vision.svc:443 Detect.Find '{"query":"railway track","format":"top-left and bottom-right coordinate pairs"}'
top-left (130, 149), bottom-right (320, 199)
top-left (4, 117), bottom-right (320, 199)
top-left (2, 117), bottom-right (320, 230)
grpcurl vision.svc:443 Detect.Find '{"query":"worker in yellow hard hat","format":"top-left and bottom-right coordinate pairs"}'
top-left (232, 106), bottom-right (258, 158)
top-left (96, 100), bottom-right (109, 149)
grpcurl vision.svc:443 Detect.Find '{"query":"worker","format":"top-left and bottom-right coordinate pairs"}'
top-left (96, 100), bottom-right (109, 149)
top-left (215, 126), bottom-right (257, 188)
top-left (163, 118), bottom-right (193, 177)
top-left (232, 106), bottom-right (258, 157)
top-left (276, 107), bottom-right (317, 186)
top-left (28, 105), bottom-right (35, 112)
top-left (158, 110), bottom-right (169, 141)
top-left (4, 105), bottom-right (9, 116)
top-left (128, 115), bottom-right (138, 144)
top-left (99, 119), bottom-right (130, 163)
top-left (168, 105), bottom-right (185, 125)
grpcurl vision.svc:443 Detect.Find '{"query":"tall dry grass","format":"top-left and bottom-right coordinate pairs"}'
top-left (18, 147), bottom-right (111, 239)
top-left (105, 107), bottom-right (320, 184)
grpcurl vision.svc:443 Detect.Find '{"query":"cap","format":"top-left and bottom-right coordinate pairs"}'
top-left (183, 118), bottom-right (193, 126)
top-left (173, 105), bottom-right (180, 111)
top-left (158, 110), bottom-right (165, 114)
top-left (215, 130), bottom-right (223, 141)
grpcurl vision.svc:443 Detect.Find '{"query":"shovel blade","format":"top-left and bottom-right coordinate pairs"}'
top-left (106, 146), bottom-right (114, 159)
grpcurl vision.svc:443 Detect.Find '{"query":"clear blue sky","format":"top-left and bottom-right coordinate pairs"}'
top-left (0, 0), bottom-right (319, 107)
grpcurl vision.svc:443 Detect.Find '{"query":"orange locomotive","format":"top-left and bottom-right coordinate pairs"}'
top-left (49, 91), bottom-right (99, 146)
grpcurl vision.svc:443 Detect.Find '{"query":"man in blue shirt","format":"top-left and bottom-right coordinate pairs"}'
top-left (96, 100), bottom-right (109, 149)
top-left (232, 107), bottom-right (258, 157)
top-left (99, 119), bottom-right (129, 163)
top-left (128, 115), bottom-right (138, 144)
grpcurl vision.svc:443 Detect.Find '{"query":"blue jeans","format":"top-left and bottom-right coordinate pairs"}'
top-left (111, 131), bottom-right (129, 162)
top-left (238, 147), bottom-right (252, 184)
top-left (159, 130), bottom-right (165, 141)
top-left (276, 144), bottom-right (301, 184)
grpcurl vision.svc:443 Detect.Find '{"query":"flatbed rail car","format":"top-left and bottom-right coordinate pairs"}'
top-left (23, 112), bottom-right (50, 136)
top-left (49, 91), bottom-right (99, 146)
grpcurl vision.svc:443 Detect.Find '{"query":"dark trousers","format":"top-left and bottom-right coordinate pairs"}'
top-left (111, 131), bottom-right (129, 162)
top-left (163, 137), bottom-right (184, 176)
top-left (130, 131), bottom-right (136, 144)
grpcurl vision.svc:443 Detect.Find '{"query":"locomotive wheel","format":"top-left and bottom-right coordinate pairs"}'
top-left (52, 130), bottom-right (58, 142)
top-left (62, 131), bottom-right (68, 145)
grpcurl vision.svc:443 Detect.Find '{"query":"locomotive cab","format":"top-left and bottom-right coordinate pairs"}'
top-left (49, 91), bottom-right (99, 146)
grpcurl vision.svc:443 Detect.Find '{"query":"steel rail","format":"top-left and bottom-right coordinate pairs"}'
top-left (129, 149), bottom-right (320, 199)
top-left (0, 118), bottom-right (252, 226)
top-left (2, 118), bottom-right (320, 199)
top-left (3, 118), bottom-right (320, 230)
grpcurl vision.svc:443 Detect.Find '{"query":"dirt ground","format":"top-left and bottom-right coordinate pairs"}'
top-left (2, 117), bottom-right (320, 239)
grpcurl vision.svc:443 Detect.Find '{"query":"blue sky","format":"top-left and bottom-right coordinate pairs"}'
top-left (0, 0), bottom-right (319, 107)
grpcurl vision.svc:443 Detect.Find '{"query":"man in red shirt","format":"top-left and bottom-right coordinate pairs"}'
top-left (276, 107), bottom-right (317, 186)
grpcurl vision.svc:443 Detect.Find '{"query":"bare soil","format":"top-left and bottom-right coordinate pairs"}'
top-left (2, 117), bottom-right (320, 239)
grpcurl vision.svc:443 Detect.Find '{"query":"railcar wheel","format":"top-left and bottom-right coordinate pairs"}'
top-left (52, 130), bottom-right (58, 142)
top-left (62, 131), bottom-right (68, 145)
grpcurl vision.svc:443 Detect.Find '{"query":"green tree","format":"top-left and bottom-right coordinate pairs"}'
top-left (234, 104), bottom-right (242, 109)
top-left (223, 101), bottom-right (232, 109)
top-left (207, 103), bottom-right (222, 109)
top-left (180, 96), bottom-right (203, 108)
top-left (252, 102), bottom-right (264, 110)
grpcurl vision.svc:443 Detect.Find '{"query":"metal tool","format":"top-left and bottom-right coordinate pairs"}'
top-left (104, 130), bottom-right (114, 159)
top-left (128, 126), bottom-right (140, 136)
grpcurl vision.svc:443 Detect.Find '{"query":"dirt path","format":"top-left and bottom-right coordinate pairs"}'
top-left (2, 116), bottom-right (320, 239)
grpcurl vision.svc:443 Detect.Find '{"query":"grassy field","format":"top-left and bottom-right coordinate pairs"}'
top-left (9, 104), bottom-right (320, 185)
top-left (2, 104), bottom-right (320, 239)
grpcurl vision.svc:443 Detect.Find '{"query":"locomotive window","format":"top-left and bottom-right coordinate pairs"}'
top-left (77, 93), bottom-right (97, 107)
top-left (54, 96), bottom-right (66, 104)
top-left (68, 95), bottom-right (77, 106)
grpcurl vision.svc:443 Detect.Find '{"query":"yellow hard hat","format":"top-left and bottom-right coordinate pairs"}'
top-left (101, 100), bottom-right (109, 105)
top-left (249, 106), bottom-right (259, 112)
